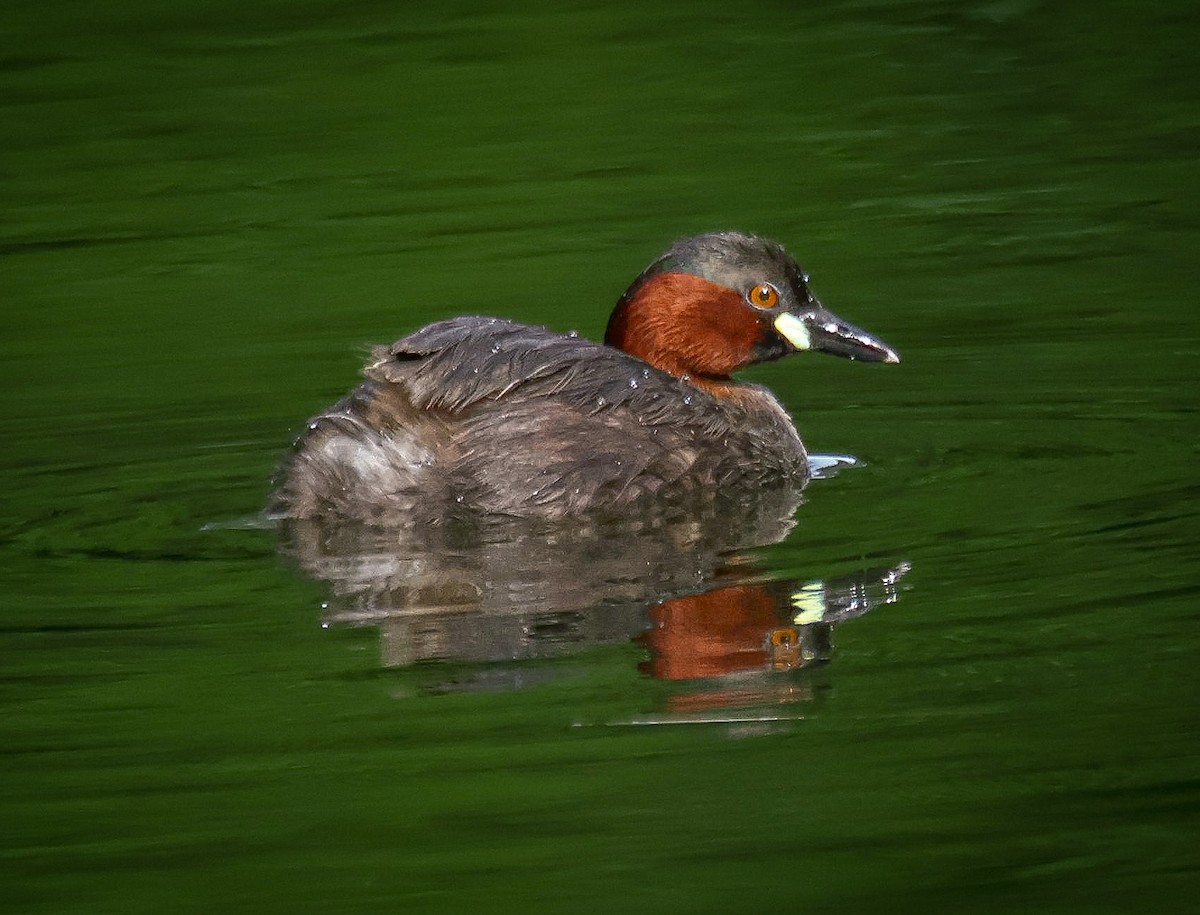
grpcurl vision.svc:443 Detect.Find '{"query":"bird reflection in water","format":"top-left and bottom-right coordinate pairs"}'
top-left (278, 483), bottom-right (909, 723)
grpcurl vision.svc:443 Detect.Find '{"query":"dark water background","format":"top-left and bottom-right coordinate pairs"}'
top-left (3, 1), bottom-right (1197, 912)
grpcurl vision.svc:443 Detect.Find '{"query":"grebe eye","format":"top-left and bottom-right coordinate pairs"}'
top-left (748, 283), bottom-right (779, 310)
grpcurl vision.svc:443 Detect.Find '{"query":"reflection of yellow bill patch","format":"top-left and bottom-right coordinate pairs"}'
top-left (791, 583), bottom-right (826, 624)
top-left (774, 312), bottom-right (812, 350)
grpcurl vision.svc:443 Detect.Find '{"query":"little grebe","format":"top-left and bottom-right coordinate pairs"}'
top-left (272, 231), bottom-right (899, 523)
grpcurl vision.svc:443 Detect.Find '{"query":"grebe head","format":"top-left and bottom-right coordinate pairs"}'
top-left (604, 231), bottom-right (899, 384)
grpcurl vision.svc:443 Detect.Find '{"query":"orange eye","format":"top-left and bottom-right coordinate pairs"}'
top-left (748, 283), bottom-right (779, 309)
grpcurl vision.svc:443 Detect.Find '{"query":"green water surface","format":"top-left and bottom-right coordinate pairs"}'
top-left (2, 1), bottom-right (1197, 912)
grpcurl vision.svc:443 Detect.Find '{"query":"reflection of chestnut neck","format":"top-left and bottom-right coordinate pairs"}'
top-left (605, 273), bottom-right (761, 388)
top-left (638, 584), bottom-right (784, 680)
